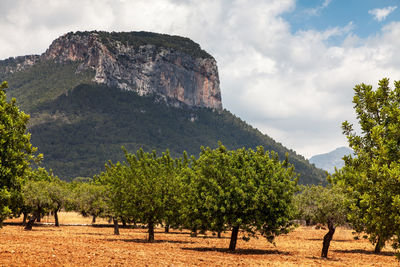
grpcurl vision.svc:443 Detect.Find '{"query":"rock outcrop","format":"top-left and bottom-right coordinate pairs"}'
top-left (41, 31), bottom-right (222, 109)
top-left (0, 55), bottom-right (40, 74)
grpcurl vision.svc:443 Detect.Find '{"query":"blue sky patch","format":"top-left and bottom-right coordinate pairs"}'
top-left (283, 0), bottom-right (400, 42)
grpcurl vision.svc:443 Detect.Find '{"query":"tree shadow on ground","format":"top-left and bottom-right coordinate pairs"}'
top-left (74, 232), bottom-right (107, 236)
top-left (91, 224), bottom-right (138, 229)
top-left (307, 238), bottom-right (351, 242)
top-left (181, 247), bottom-right (291, 255)
top-left (154, 231), bottom-right (188, 235)
top-left (305, 256), bottom-right (340, 262)
top-left (156, 231), bottom-right (230, 239)
top-left (333, 249), bottom-right (395, 256)
top-left (191, 235), bottom-right (230, 240)
top-left (106, 238), bottom-right (194, 244)
top-left (25, 228), bottom-right (61, 232)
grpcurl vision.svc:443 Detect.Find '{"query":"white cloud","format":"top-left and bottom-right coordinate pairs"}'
top-left (304, 0), bottom-right (332, 16)
top-left (369, 6), bottom-right (397, 22)
top-left (1, 0), bottom-right (400, 158)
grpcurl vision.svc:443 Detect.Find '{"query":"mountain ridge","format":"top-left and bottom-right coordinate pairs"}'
top-left (309, 146), bottom-right (353, 174)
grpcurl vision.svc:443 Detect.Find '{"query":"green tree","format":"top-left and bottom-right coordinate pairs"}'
top-left (293, 185), bottom-right (350, 258)
top-left (0, 81), bottom-right (38, 226)
top-left (180, 155), bottom-right (211, 237)
top-left (157, 152), bottom-right (187, 233)
top-left (22, 180), bottom-right (51, 230)
top-left (187, 143), bottom-right (298, 251)
top-left (333, 78), bottom-right (400, 254)
top-left (97, 148), bottom-right (185, 241)
top-left (22, 168), bottom-right (54, 230)
top-left (126, 149), bottom-right (185, 241)
top-left (71, 181), bottom-right (107, 225)
top-left (95, 161), bottom-right (131, 235)
top-left (47, 179), bottom-right (70, 227)
top-left (29, 168), bottom-right (71, 227)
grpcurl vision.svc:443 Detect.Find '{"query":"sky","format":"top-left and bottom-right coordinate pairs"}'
top-left (1, 0), bottom-right (400, 158)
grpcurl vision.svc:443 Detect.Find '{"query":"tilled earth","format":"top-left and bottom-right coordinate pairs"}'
top-left (0, 214), bottom-right (397, 266)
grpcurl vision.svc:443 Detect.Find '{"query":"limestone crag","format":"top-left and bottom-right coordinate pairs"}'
top-left (0, 55), bottom-right (40, 74)
top-left (42, 32), bottom-right (222, 109)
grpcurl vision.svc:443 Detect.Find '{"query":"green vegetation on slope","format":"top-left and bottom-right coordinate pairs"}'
top-left (1, 61), bottom-right (94, 111)
top-left (26, 83), bottom-right (326, 184)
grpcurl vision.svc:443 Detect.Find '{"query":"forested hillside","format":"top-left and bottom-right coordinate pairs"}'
top-left (23, 83), bottom-right (326, 183)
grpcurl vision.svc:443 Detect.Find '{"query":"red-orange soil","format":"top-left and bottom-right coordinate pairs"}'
top-left (1, 213), bottom-right (398, 266)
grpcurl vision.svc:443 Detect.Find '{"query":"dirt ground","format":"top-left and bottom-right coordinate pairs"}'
top-left (1, 212), bottom-right (398, 266)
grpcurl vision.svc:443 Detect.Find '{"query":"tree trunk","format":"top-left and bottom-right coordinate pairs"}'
top-left (22, 212), bottom-right (28, 226)
top-left (113, 218), bottom-right (120, 235)
top-left (54, 210), bottom-right (59, 227)
top-left (321, 219), bottom-right (336, 258)
top-left (217, 231), bottom-right (222, 238)
top-left (122, 219), bottom-right (127, 227)
top-left (374, 236), bottom-right (385, 253)
top-left (36, 207), bottom-right (42, 222)
top-left (92, 215), bottom-right (96, 224)
top-left (229, 226), bottom-right (240, 251)
top-left (165, 224), bottom-right (170, 233)
top-left (191, 227), bottom-right (197, 237)
top-left (148, 222), bottom-right (155, 242)
top-left (24, 211), bottom-right (39, 230)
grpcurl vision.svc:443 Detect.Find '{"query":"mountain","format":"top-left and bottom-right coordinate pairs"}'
top-left (0, 31), bottom-right (326, 184)
top-left (1, 31), bottom-right (221, 110)
top-left (309, 147), bottom-right (354, 174)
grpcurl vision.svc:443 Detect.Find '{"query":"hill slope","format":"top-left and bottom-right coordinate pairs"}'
top-left (309, 147), bottom-right (353, 174)
top-left (27, 83), bottom-right (325, 183)
top-left (0, 31), bottom-right (326, 184)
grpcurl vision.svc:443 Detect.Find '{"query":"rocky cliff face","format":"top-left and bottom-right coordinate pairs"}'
top-left (40, 31), bottom-right (222, 109)
top-left (0, 55), bottom-right (40, 74)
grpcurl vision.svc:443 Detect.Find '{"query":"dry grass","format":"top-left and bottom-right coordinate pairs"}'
top-left (1, 213), bottom-right (398, 266)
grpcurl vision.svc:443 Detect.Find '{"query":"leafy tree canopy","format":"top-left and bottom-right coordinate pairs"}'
top-left (185, 143), bottom-right (298, 251)
top-left (332, 78), bottom-right (400, 255)
top-left (293, 185), bottom-right (350, 257)
top-left (0, 81), bottom-right (39, 226)
top-left (22, 167), bottom-right (69, 229)
top-left (71, 180), bottom-right (107, 223)
top-left (96, 148), bottom-right (186, 241)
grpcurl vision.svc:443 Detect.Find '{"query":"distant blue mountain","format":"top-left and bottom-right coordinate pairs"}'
top-left (309, 147), bottom-right (354, 174)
